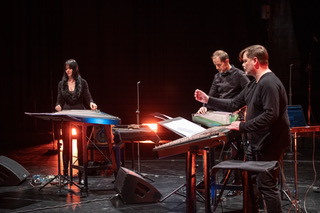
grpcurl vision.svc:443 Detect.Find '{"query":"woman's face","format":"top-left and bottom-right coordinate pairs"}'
top-left (65, 64), bottom-right (73, 78)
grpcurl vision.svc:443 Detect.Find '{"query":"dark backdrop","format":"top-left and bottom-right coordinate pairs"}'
top-left (1, 0), bottom-right (320, 147)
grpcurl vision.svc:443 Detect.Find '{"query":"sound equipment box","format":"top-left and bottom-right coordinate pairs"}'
top-left (0, 156), bottom-right (30, 186)
top-left (114, 167), bottom-right (162, 204)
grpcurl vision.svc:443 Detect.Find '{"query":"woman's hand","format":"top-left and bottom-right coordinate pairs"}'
top-left (55, 105), bottom-right (62, 112)
top-left (90, 102), bottom-right (98, 110)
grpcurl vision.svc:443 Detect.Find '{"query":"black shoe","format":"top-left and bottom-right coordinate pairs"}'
top-left (313, 187), bottom-right (320, 193)
top-left (79, 179), bottom-right (84, 185)
top-left (227, 190), bottom-right (241, 197)
top-left (78, 173), bottom-right (85, 185)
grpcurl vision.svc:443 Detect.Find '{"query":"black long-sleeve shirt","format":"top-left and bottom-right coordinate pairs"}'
top-left (207, 72), bottom-right (291, 160)
top-left (206, 65), bottom-right (249, 110)
top-left (56, 77), bottom-right (94, 110)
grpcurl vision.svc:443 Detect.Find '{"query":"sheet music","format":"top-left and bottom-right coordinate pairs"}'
top-left (161, 117), bottom-right (205, 137)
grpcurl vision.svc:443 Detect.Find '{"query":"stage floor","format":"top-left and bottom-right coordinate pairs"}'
top-left (0, 136), bottom-right (319, 213)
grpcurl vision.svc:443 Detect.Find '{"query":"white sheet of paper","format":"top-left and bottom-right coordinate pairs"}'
top-left (162, 118), bottom-right (205, 137)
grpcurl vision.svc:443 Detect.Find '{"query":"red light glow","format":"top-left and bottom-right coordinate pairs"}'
top-left (72, 128), bottom-right (77, 135)
top-left (59, 128), bottom-right (79, 176)
top-left (142, 123), bottom-right (157, 132)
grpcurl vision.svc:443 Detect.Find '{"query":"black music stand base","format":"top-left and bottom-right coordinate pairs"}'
top-left (160, 182), bottom-right (205, 203)
top-left (280, 161), bottom-right (303, 213)
top-left (160, 183), bottom-right (186, 202)
top-left (129, 140), bottom-right (155, 182)
top-left (281, 189), bottom-right (303, 213)
top-left (39, 174), bottom-right (74, 193)
top-left (38, 140), bottom-right (83, 195)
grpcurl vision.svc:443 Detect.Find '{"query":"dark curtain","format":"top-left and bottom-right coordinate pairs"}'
top-left (4, 0), bottom-right (318, 148)
top-left (290, 0), bottom-right (320, 124)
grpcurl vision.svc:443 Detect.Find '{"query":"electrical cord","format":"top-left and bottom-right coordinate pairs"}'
top-left (14, 197), bottom-right (112, 213)
top-left (303, 132), bottom-right (318, 213)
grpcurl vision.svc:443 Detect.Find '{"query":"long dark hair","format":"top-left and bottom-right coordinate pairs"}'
top-left (61, 59), bottom-right (82, 101)
top-left (62, 59), bottom-right (80, 81)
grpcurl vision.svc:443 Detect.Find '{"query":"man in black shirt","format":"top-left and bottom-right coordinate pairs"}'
top-left (196, 50), bottom-right (249, 196)
top-left (197, 50), bottom-right (249, 114)
top-left (195, 45), bottom-right (291, 212)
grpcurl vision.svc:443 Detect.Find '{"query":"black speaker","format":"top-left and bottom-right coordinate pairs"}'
top-left (114, 167), bottom-right (161, 204)
top-left (0, 156), bottom-right (30, 186)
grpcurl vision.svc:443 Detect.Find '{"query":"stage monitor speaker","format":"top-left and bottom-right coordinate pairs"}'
top-left (0, 156), bottom-right (30, 186)
top-left (114, 167), bottom-right (161, 204)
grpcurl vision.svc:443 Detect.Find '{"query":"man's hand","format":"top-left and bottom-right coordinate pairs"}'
top-left (226, 121), bottom-right (241, 131)
top-left (196, 106), bottom-right (207, 114)
top-left (194, 89), bottom-right (209, 104)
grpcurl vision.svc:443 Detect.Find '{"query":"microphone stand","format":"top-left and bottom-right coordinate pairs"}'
top-left (47, 70), bottom-right (58, 154)
top-left (289, 64), bottom-right (293, 106)
top-left (307, 53), bottom-right (312, 125)
top-left (306, 35), bottom-right (318, 125)
top-left (136, 81), bottom-right (154, 182)
top-left (136, 81), bottom-right (141, 172)
top-left (287, 64), bottom-right (294, 156)
top-left (134, 81), bottom-right (154, 182)
top-left (136, 81), bottom-right (140, 126)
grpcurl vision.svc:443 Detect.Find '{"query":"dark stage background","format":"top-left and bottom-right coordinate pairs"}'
top-left (1, 0), bottom-right (320, 148)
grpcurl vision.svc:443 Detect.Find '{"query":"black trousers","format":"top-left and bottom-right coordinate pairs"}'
top-left (245, 145), bottom-right (282, 213)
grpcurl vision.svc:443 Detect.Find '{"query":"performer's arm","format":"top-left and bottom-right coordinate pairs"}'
top-left (55, 81), bottom-right (64, 111)
top-left (82, 79), bottom-right (97, 110)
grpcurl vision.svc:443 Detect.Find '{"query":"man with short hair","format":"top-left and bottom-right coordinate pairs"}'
top-left (196, 50), bottom-right (249, 196)
top-left (197, 50), bottom-right (249, 114)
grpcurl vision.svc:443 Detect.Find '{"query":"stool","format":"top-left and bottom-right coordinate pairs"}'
top-left (211, 160), bottom-right (279, 212)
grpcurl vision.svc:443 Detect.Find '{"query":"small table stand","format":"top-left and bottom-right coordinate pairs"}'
top-left (290, 126), bottom-right (320, 212)
top-left (25, 110), bottom-right (121, 196)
